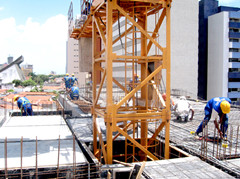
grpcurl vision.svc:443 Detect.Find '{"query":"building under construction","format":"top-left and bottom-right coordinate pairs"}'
top-left (0, 0), bottom-right (240, 178)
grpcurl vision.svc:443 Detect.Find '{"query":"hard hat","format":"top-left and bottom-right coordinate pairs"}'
top-left (66, 73), bottom-right (69, 76)
top-left (180, 96), bottom-right (186, 100)
top-left (14, 95), bottom-right (20, 102)
top-left (220, 100), bottom-right (230, 114)
top-left (72, 73), bottom-right (75, 76)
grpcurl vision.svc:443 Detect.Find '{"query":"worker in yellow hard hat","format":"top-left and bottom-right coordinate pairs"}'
top-left (63, 73), bottom-right (71, 90)
top-left (194, 97), bottom-right (231, 139)
top-left (14, 95), bottom-right (34, 116)
top-left (70, 73), bottom-right (78, 88)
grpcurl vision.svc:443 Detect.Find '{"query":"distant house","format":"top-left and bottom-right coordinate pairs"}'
top-left (0, 56), bottom-right (26, 89)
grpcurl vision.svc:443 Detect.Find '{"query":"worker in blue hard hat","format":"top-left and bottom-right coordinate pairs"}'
top-left (194, 97), bottom-right (231, 139)
top-left (63, 73), bottom-right (71, 90)
top-left (14, 95), bottom-right (34, 116)
top-left (70, 73), bottom-right (78, 88)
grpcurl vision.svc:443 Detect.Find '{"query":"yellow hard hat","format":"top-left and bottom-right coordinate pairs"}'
top-left (14, 95), bottom-right (20, 102)
top-left (72, 73), bottom-right (74, 76)
top-left (66, 73), bottom-right (69, 76)
top-left (220, 100), bottom-right (230, 114)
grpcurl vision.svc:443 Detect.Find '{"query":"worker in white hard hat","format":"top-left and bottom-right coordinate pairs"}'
top-left (195, 97), bottom-right (231, 139)
top-left (14, 95), bottom-right (34, 116)
top-left (70, 73), bottom-right (78, 88)
top-left (173, 96), bottom-right (194, 122)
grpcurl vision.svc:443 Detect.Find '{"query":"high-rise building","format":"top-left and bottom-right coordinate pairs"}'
top-left (208, 9), bottom-right (240, 104)
top-left (198, 0), bottom-right (219, 100)
top-left (66, 12), bottom-right (89, 86)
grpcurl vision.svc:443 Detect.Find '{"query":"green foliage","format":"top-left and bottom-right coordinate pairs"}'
top-left (7, 89), bottom-right (14, 93)
top-left (22, 79), bottom-right (37, 87)
top-left (12, 79), bottom-right (23, 87)
top-left (30, 86), bottom-right (39, 92)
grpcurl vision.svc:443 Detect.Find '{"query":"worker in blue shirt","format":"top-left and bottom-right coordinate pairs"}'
top-left (14, 95), bottom-right (34, 116)
top-left (70, 74), bottom-right (78, 88)
top-left (195, 97), bottom-right (231, 139)
top-left (63, 73), bottom-right (71, 90)
top-left (69, 86), bottom-right (79, 100)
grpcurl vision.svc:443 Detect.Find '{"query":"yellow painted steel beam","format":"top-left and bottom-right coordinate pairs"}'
top-left (95, 122), bottom-right (133, 156)
top-left (148, 121), bottom-right (165, 145)
top-left (77, 15), bottom-right (92, 40)
top-left (92, 0), bottom-right (105, 14)
top-left (116, 55), bottom-right (163, 60)
top-left (164, 1), bottom-right (171, 159)
top-left (106, 0), bottom-right (114, 164)
top-left (115, 126), bottom-right (158, 160)
top-left (147, 9), bottom-right (166, 54)
top-left (92, 14), bottom-right (98, 155)
top-left (116, 4), bottom-right (163, 52)
top-left (116, 111), bottom-right (163, 118)
top-left (94, 69), bottom-right (106, 106)
top-left (99, 67), bottom-right (129, 93)
top-left (95, 121), bottom-right (107, 163)
top-left (94, 16), bottom-right (107, 47)
top-left (94, 25), bottom-right (133, 59)
top-left (116, 65), bottom-right (163, 109)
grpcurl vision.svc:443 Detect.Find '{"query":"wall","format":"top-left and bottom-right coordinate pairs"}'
top-left (67, 37), bottom-right (88, 86)
top-left (0, 65), bottom-right (22, 84)
top-left (207, 12), bottom-right (229, 100)
top-left (148, 0), bottom-right (199, 98)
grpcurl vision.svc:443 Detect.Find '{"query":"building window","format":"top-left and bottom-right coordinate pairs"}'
top-left (74, 55), bottom-right (79, 57)
top-left (229, 28), bottom-right (240, 33)
top-left (229, 68), bottom-right (240, 72)
top-left (229, 58), bottom-right (240, 62)
top-left (230, 18), bottom-right (240, 22)
top-left (229, 38), bottom-right (239, 42)
top-left (229, 48), bottom-right (239, 52)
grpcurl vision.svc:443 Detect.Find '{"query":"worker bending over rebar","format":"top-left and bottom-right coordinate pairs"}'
top-left (194, 97), bottom-right (231, 139)
top-left (14, 95), bottom-right (34, 116)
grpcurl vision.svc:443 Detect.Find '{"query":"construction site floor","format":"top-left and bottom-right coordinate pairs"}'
top-left (0, 115), bottom-right (88, 169)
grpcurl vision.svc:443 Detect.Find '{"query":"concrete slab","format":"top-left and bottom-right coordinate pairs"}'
top-left (142, 156), bottom-right (234, 179)
top-left (0, 115), bottom-right (88, 170)
top-left (0, 116), bottom-right (72, 141)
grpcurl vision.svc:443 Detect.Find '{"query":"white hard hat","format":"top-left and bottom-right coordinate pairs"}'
top-left (180, 96), bottom-right (186, 100)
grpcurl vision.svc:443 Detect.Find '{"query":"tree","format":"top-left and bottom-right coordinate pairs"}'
top-left (22, 79), bottom-right (37, 87)
top-left (12, 79), bottom-right (23, 87)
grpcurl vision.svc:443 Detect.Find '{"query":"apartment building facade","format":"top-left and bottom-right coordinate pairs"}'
top-left (208, 10), bottom-right (240, 104)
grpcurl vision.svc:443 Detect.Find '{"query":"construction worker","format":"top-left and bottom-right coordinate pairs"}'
top-left (63, 73), bottom-right (71, 90)
top-left (69, 86), bottom-right (79, 100)
top-left (195, 97), bottom-right (231, 139)
top-left (128, 73), bottom-right (140, 91)
top-left (70, 73), bottom-right (78, 88)
top-left (14, 95), bottom-right (34, 116)
top-left (173, 96), bottom-right (194, 121)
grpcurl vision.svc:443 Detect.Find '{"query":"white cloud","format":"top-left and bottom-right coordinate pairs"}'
top-left (0, 15), bottom-right (68, 74)
top-left (0, 7), bottom-right (4, 11)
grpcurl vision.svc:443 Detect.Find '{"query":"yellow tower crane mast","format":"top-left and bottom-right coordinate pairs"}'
top-left (70, 0), bottom-right (172, 164)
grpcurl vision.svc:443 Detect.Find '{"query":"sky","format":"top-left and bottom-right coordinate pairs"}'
top-left (0, 0), bottom-right (240, 75)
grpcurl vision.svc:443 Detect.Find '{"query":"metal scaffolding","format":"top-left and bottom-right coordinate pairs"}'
top-left (70, 0), bottom-right (172, 164)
